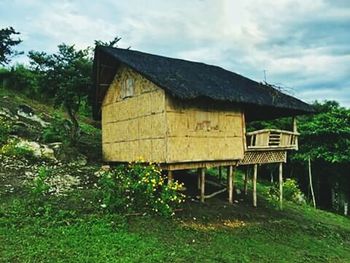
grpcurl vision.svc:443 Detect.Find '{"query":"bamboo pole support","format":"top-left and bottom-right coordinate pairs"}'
top-left (167, 170), bottom-right (173, 185)
top-left (253, 164), bottom-right (257, 207)
top-left (197, 168), bottom-right (201, 190)
top-left (200, 168), bottom-right (205, 203)
top-left (228, 165), bottom-right (233, 204)
top-left (293, 117), bottom-right (298, 150)
top-left (279, 162), bottom-right (283, 210)
top-left (244, 167), bottom-right (249, 195)
top-left (308, 157), bottom-right (316, 208)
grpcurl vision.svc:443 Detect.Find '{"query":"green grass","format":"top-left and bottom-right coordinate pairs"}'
top-left (1, 86), bottom-right (349, 262)
top-left (1, 186), bottom-right (350, 263)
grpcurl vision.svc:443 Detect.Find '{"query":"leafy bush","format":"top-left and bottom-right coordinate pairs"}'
top-left (42, 114), bottom-right (70, 143)
top-left (268, 178), bottom-right (306, 206)
top-left (32, 166), bottom-right (51, 196)
top-left (0, 117), bottom-right (11, 145)
top-left (3, 65), bottom-right (40, 97)
top-left (97, 162), bottom-right (185, 217)
top-left (0, 139), bottom-right (37, 160)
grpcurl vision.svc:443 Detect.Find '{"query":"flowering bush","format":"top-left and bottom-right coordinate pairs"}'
top-left (97, 162), bottom-right (185, 217)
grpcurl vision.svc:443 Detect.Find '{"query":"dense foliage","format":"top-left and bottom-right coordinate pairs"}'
top-left (0, 26), bottom-right (22, 65)
top-left (28, 44), bottom-right (93, 144)
top-left (294, 101), bottom-right (350, 163)
top-left (97, 163), bottom-right (185, 217)
top-left (248, 101), bottom-right (350, 211)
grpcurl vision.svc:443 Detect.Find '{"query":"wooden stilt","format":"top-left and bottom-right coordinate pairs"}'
top-left (279, 162), bottom-right (283, 210)
top-left (167, 170), bottom-right (173, 185)
top-left (253, 164), bottom-right (258, 207)
top-left (308, 157), bottom-right (316, 208)
top-left (232, 166), bottom-right (236, 200)
top-left (219, 166), bottom-right (222, 182)
top-left (244, 167), bottom-right (249, 195)
top-left (197, 168), bottom-right (201, 190)
top-left (200, 168), bottom-right (205, 203)
top-left (293, 117), bottom-right (298, 150)
top-left (228, 165), bottom-right (233, 204)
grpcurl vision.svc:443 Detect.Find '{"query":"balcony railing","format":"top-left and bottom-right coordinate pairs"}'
top-left (246, 129), bottom-right (299, 151)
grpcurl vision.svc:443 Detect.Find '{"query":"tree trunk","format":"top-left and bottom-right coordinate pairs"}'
top-left (66, 105), bottom-right (80, 145)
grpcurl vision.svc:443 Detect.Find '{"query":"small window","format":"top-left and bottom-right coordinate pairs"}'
top-left (121, 78), bottom-right (134, 98)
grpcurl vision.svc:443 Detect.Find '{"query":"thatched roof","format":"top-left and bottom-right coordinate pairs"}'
top-left (92, 46), bottom-right (313, 120)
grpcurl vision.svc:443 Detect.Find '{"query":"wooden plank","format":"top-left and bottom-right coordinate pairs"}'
top-left (247, 129), bottom-right (300, 136)
top-left (162, 160), bottom-right (238, 171)
top-left (204, 188), bottom-right (227, 199)
top-left (253, 164), bottom-right (258, 207)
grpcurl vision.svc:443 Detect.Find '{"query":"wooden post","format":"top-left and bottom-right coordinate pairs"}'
top-left (232, 166), bottom-right (236, 200)
top-left (244, 167), bottom-right (249, 195)
top-left (253, 164), bottom-right (257, 207)
top-left (200, 168), bottom-right (205, 203)
top-left (219, 166), bottom-right (222, 182)
top-left (167, 170), bottom-right (173, 185)
top-left (308, 157), bottom-right (316, 208)
top-left (197, 168), bottom-right (201, 190)
top-left (293, 117), bottom-right (298, 150)
top-left (279, 162), bottom-right (283, 210)
top-left (228, 165), bottom-right (233, 204)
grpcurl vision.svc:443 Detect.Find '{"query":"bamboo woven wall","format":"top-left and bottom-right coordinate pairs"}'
top-left (102, 66), bottom-right (245, 164)
top-left (165, 97), bottom-right (245, 162)
top-left (102, 66), bottom-right (167, 162)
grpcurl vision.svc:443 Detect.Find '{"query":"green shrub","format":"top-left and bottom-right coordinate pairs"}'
top-left (2, 65), bottom-right (40, 98)
top-left (97, 162), bottom-right (185, 217)
top-left (0, 117), bottom-right (11, 145)
top-left (268, 178), bottom-right (306, 206)
top-left (32, 166), bottom-right (52, 196)
top-left (0, 139), bottom-right (37, 160)
top-left (42, 114), bottom-right (70, 143)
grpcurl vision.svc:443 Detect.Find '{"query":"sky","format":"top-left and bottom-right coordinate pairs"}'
top-left (1, 0), bottom-right (349, 106)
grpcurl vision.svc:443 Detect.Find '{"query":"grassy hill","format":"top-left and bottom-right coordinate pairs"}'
top-left (0, 86), bottom-right (349, 262)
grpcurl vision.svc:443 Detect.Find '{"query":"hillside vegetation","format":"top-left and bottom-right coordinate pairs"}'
top-left (0, 86), bottom-right (350, 262)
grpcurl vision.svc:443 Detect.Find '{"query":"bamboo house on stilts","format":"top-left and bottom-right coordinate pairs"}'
top-left (92, 46), bottom-right (314, 208)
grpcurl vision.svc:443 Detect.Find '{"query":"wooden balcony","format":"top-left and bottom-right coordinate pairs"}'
top-left (246, 129), bottom-right (300, 151)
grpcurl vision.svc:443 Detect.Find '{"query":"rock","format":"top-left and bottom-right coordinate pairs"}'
top-left (0, 107), bottom-right (17, 120)
top-left (48, 142), bottom-right (62, 149)
top-left (18, 105), bottom-right (35, 116)
top-left (16, 140), bottom-right (42, 158)
top-left (41, 145), bottom-right (55, 160)
top-left (15, 139), bottom-right (57, 161)
top-left (16, 105), bottom-right (49, 127)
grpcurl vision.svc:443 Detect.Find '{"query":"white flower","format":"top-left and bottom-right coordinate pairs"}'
top-left (100, 204), bottom-right (107, 208)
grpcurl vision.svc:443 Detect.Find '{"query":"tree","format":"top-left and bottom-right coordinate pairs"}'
top-left (293, 101), bottom-right (350, 163)
top-left (28, 44), bottom-right (92, 145)
top-left (94, 36), bottom-right (122, 48)
top-left (0, 27), bottom-right (23, 65)
top-left (247, 101), bottom-right (350, 210)
top-left (291, 101), bottom-right (350, 210)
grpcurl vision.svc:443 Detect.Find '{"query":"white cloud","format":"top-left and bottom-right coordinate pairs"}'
top-left (0, 0), bottom-right (349, 106)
